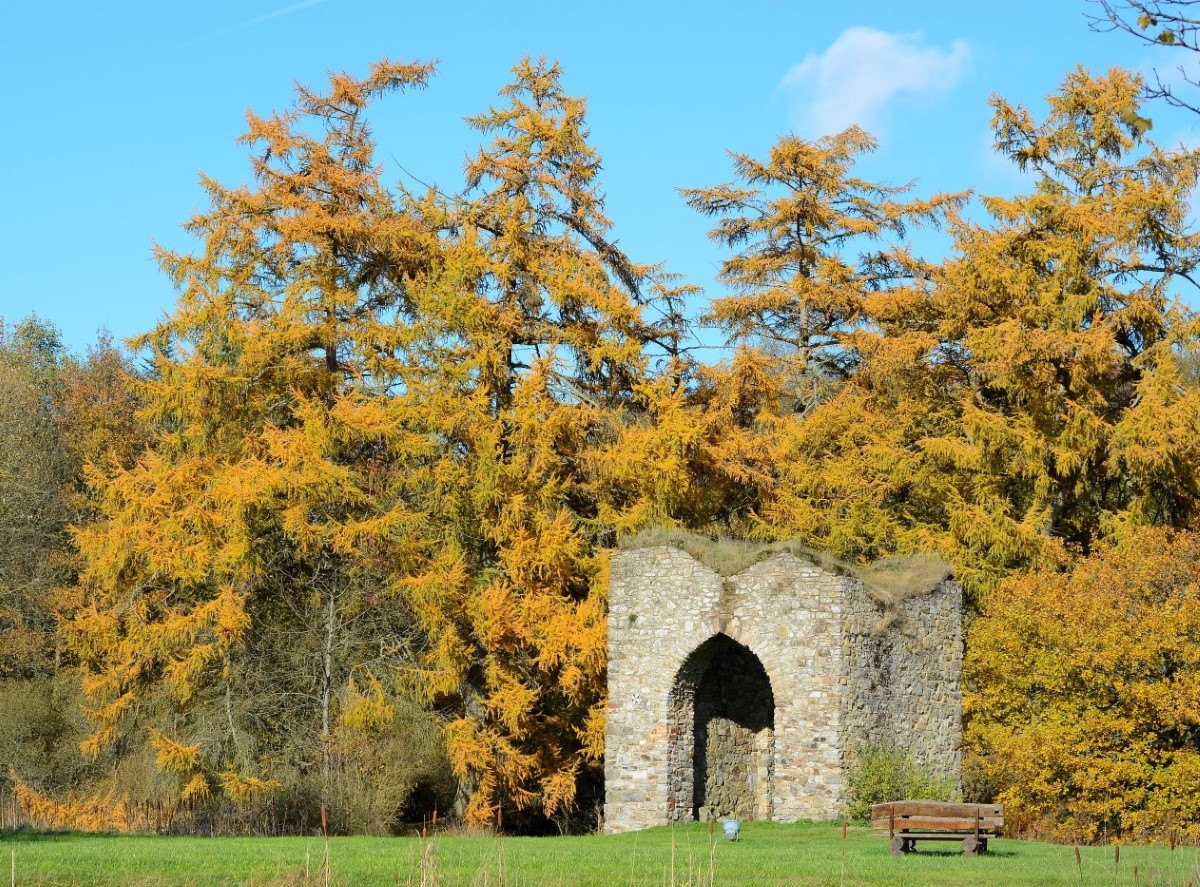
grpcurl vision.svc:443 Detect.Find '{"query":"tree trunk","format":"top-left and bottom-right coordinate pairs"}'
top-left (451, 690), bottom-right (486, 820)
top-left (321, 587), bottom-right (335, 803)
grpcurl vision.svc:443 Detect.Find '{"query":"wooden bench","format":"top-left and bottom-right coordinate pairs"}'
top-left (871, 801), bottom-right (1003, 856)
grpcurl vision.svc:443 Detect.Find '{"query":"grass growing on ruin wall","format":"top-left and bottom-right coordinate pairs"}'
top-left (618, 528), bottom-right (952, 609)
top-left (4, 821), bottom-right (1200, 886)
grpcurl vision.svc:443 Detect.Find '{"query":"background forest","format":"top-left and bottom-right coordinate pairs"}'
top-left (7, 0), bottom-right (1200, 845)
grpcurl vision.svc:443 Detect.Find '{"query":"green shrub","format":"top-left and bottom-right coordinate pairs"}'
top-left (327, 695), bottom-right (455, 835)
top-left (960, 752), bottom-right (998, 805)
top-left (844, 742), bottom-right (958, 823)
top-left (0, 672), bottom-right (101, 795)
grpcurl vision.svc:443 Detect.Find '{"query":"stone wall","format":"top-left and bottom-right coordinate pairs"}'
top-left (603, 542), bottom-right (962, 834)
top-left (840, 581), bottom-right (963, 779)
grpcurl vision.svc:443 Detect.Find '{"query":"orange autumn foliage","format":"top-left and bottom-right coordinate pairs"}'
top-left (713, 69), bottom-right (1200, 598)
top-left (382, 58), bottom-right (750, 824)
top-left (967, 528), bottom-right (1200, 843)
top-left (66, 58), bottom-right (439, 808)
top-left (9, 769), bottom-right (155, 833)
top-left (66, 56), bottom-right (748, 827)
top-left (55, 54), bottom-right (1200, 837)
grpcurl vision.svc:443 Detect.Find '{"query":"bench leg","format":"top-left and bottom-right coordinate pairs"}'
top-left (890, 836), bottom-right (910, 856)
top-left (962, 836), bottom-right (982, 857)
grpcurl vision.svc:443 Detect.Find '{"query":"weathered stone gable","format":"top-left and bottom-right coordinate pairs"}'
top-left (603, 544), bottom-right (962, 833)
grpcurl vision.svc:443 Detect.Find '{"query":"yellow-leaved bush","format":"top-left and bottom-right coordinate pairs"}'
top-left (966, 528), bottom-right (1200, 843)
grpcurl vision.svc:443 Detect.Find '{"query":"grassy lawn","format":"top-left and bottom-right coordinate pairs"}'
top-left (3, 821), bottom-right (1200, 886)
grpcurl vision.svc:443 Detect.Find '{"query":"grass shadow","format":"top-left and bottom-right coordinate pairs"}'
top-left (0, 828), bottom-right (167, 843)
top-left (902, 847), bottom-right (1019, 859)
top-left (0, 828), bottom-right (83, 843)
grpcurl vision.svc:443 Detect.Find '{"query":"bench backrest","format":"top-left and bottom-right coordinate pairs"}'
top-left (870, 801), bottom-right (1004, 833)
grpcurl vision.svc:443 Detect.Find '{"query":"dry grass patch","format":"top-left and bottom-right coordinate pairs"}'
top-left (619, 528), bottom-right (951, 617)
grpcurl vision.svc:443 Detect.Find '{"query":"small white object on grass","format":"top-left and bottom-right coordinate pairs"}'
top-left (722, 819), bottom-right (741, 841)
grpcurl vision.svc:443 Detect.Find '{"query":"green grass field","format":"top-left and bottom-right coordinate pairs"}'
top-left (3, 821), bottom-right (1199, 886)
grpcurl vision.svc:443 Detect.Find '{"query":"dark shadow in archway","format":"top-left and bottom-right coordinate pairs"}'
top-left (667, 634), bottom-right (774, 823)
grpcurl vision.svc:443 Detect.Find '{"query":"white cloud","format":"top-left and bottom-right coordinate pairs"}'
top-left (779, 27), bottom-right (971, 136)
top-left (195, 0), bottom-right (326, 43)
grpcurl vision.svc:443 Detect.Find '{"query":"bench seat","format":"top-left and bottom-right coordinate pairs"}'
top-left (871, 801), bottom-right (1004, 856)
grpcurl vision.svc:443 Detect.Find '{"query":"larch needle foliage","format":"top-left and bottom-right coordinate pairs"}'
top-left (725, 68), bottom-right (1200, 594)
top-left (683, 127), bottom-right (962, 413)
top-left (685, 123), bottom-right (965, 561)
top-left (57, 53), bottom-right (1200, 836)
top-left (68, 57), bottom-right (731, 827)
top-left (67, 59), bottom-right (439, 807)
top-left (388, 58), bottom-right (735, 825)
top-left (928, 67), bottom-right (1200, 587)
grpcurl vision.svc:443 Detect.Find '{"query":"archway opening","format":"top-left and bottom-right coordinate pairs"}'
top-left (667, 634), bottom-right (774, 822)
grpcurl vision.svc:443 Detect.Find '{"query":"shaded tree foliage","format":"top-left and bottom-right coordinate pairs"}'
top-left (0, 318), bottom-right (143, 678)
top-left (0, 317), bottom-right (145, 807)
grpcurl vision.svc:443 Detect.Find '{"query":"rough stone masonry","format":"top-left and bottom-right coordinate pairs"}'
top-left (603, 543), bottom-right (962, 833)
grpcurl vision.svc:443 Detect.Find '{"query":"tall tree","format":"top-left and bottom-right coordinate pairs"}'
top-left (742, 68), bottom-right (1200, 594)
top-left (383, 57), bottom-right (731, 825)
top-left (0, 318), bottom-right (73, 678)
top-left (681, 131), bottom-right (964, 562)
top-left (682, 128), bottom-right (960, 413)
top-left (928, 66), bottom-right (1200, 579)
top-left (0, 319), bottom-right (142, 678)
top-left (66, 59), bottom-right (440, 812)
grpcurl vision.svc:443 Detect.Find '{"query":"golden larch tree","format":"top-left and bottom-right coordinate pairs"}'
top-left (67, 60), bottom-right (439, 809)
top-left (382, 57), bottom-right (740, 825)
top-left (727, 68), bottom-right (1200, 595)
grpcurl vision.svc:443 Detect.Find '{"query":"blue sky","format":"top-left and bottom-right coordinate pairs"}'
top-left (3, 0), bottom-right (1199, 352)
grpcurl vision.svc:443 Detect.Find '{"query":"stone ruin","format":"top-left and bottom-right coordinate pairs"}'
top-left (603, 539), bottom-right (962, 833)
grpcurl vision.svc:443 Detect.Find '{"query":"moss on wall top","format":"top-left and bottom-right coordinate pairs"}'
top-left (617, 527), bottom-right (951, 611)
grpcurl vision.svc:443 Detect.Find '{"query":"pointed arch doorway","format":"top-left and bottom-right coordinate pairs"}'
top-left (667, 634), bottom-right (775, 822)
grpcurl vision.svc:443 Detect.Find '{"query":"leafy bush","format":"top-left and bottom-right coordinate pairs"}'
top-left (959, 752), bottom-right (999, 805)
top-left (966, 529), bottom-right (1200, 843)
top-left (844, 742), bottom-right (957, 823)
top-left (0, 672), bottom-right (102, 796)
top-left (327, 681), bottom-right (455, 835)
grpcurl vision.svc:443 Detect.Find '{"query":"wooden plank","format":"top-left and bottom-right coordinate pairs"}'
top-left (872, 831), bottom-right (998, 841)
top-left (871, 822), bottom-right (1001, 829)
top-left (870, 801), bottom-right (1003, 817)
top-left (871, 815), bottom-right (1003, 831)
top-left (870, 801), bottom-right (1002, 820)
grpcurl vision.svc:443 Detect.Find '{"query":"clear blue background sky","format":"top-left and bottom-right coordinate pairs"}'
top-left (2, 0), bottom-right (1198, 352)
